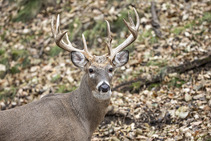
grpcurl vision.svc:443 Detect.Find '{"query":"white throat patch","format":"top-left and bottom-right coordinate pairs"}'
top-left (92, 90), bottom-right (112, 100)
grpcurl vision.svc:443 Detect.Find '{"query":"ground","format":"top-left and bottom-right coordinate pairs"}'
top-left (0, 0), bottom-right (211, 140)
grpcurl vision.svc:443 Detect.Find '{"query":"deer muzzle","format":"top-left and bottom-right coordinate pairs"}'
top-left (98, 82), bottom-right (110, 93)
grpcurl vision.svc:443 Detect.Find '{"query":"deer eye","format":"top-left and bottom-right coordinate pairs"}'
top-left (108, 68), bottom-right (113, 73)
top-left (89, 68), bottom-right (94, 73)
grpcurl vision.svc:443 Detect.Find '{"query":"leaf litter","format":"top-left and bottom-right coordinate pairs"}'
top-left (0, 0), bottom-right (211, 140)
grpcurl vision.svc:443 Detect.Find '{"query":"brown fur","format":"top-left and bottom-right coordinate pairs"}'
top-left (0, 7), bottom-right (139, 139)
top-left (0, 48), bottom-right (130, 141)
top-left (89, 55), bottom-right (111, 68)
top-left (0, 74), bottom-right (110, 141)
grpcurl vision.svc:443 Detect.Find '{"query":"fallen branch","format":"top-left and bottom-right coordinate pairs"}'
top-left (103, 106), bottom-right (134, 125)
top-left (113, 54), bottom-right (211, 92)
top-left (104, 106), bottom-right (172, 127)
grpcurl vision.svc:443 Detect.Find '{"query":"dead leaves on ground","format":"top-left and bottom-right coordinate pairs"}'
top-left (0, 0), bottom-right (211, 140)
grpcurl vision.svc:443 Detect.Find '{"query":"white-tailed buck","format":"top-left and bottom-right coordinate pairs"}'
top-left (0, 8), bottom-right (140, 141)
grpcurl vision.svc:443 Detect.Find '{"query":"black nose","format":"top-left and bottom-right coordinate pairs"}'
top-left (98, 82), bottom-right (110, 93)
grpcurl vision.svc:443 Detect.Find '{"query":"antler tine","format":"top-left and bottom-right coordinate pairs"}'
top-left (51, 15), bottom-right (93, 60)
top-left (105, 20), bottom-right (113, 55)
top-left (128, 12), bottom-right (135, 27)
top-left (134, 8), bottom-right (140, 29)
top-left (109, 8), bottom-right (140, 60)
top-left (56, 14), bottom-right (60, 34)
top-left (82, 34), bottom-right (92, 58)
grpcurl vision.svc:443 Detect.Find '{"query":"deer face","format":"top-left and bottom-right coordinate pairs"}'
top-left (51, 8), bottom-right (139, 100)
top-left (71, 51), bottom-right (129, 100)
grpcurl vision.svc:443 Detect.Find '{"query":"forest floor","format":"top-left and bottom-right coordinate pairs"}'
top-left (0, 0), bottom-right (211, 140)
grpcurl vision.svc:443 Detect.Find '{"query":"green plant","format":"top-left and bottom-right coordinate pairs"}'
top-left (51, 74), bottom-right (61, 83)
top-left (172, 27), bottom-right (185, 35)
top-left (68, 18), bottom-right (82, 41)
top-left (0, 31), bottom-right (6, 41)
top-left (168, 77), bottom-right (185, 88)
top-left (0, 49), bottom-right (5, 56)
top-left (113, 10), bottom-right (129, 33)
top-left (148, 83), bottom-right (160, 90)
top-left (150, 36), bottom-right (158, 44)
top-left (83, 20), bottom-right (107, 47)
top-left (171, 12), bottom-right (211, 36)
top-left (10, 65), bottom-right (21, 74)
top-left (49, 46), bottom-right (63, 57)
top-left (12, 0), bottom-right (57, 22)
top-left (200, 12), bottom-right (211, 23)
top-left (13, 0), bottom-right (42, 22)
top-left (0, 56), bottom-right (9, 67)
top-left (0, 87), bottom-right (17, 101)
top-left (138, 29), bottom-right (158, 44)
top-left (11, 49), bottom-right (31, 70)
top-left (56, 85), bottom-right (77, 93)
top-left (11, 49), bottom-right (28, 61)
top-left (0, 54), bottom-right (9, 78)
top-left (132, 81), bottom-right (141, 91)
top-left (147, 60), bottom-right (167, 67)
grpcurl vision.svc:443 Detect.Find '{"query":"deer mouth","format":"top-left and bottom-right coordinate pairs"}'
top-left (92, 90), bottom-right (112, 100)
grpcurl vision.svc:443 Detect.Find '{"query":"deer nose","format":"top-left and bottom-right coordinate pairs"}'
top-left (98, 82), bottom-right (110, 93)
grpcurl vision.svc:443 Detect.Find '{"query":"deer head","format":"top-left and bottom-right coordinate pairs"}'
top-left (51, 8), bottom-right (140, 100)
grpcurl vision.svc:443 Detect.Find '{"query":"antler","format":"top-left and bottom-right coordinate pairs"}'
top-left (106, 8), bottom-right (140, 60)
top-left (105, 20), bottom-right (112, 56)
top-left (51, 15), bottom-right (93, 60)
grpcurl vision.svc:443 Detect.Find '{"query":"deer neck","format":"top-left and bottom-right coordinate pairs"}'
top-left (70, 74), bottom-right (110, 134)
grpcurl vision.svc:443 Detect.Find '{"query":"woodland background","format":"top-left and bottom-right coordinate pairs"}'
top-left (0, 0), bottom-right (211, 140)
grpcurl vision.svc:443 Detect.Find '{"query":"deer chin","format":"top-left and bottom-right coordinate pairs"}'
top-left (92, 90), bottom-right (112, 100)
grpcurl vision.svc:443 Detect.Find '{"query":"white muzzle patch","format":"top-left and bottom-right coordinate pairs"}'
top-left (92, 81), bottom-right (112, 100)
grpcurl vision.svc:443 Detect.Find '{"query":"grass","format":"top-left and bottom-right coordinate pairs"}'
top-left (1, 30), bottom-right (6, 41)
top-left (13, 0), bottom-right (42, 22)
top-left (0, 55), bottom-right (9, 67)
top-left (172, 27), bottom-right (185, 35)
top-left (10, 65), bottom-right (21, 74)
top-left (1, 49), bottom-right (31, 75)
top-left (113, 10), bottom-right (129, 33)
top-left (11, 49), bottom-right (31, 72)
top-left (171, 12), bottom-right (211, 35)
top-left (11, 49), bottom-right (28, 61)
top-left (66, 8), bottom-right (140, 48)
top-left (56, 85), bottom-right (77, 93)
top-left (131, 81), bottom-right (141, 92)
top-left (9, 60), bottom-right (30, 74)
top-left (138, 29), bottom-right (158, 44)
top-left (22, 35), bottom-right (36, 44)
top-left (51, 74), bottom-right (61, 83)
top-left (68, 17), bottom-right (82, 41)
top-left (168, 77), bottom-right (186, 88)
top-left (0, 52), bottom-right (9, 78)
top-left (0, 49), bottom-right (5, 56)
top-left (146, 60), bottom-right (168, 67)
top-left (83, 20), bottom-right (107, 46)
top-left (0, 87), bottom-right (17, 101)
top-left (49, 46), bottom-right (63, 57)
top-left (200, 12), bottom-right (211, 23)
top-left (148, 83), bottom-right (160, 90)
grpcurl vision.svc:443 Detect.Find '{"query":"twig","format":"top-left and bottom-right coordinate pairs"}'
top-left (39, 38), bottom-right (51, 57)
top-left (192, 35), bottom-right (205, 48)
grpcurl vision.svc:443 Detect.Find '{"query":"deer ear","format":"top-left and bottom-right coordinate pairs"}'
top-left (71, 51), bottom-right (88, 68)
top-left (112, 50), bottom-right (129, 67)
